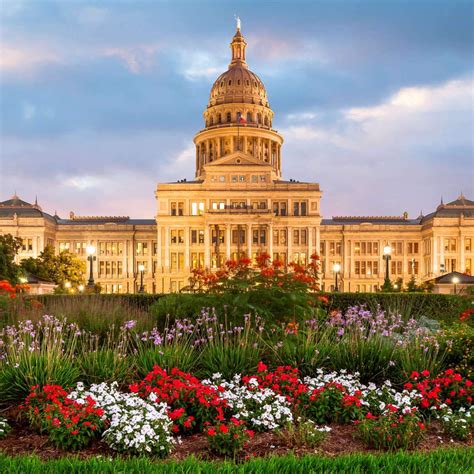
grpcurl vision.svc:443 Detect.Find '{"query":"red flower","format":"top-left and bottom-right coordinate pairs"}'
top-left (207, 428), bottom-right (216, 437)
top-left (257, 361), bottom-right (268, 373)
top-left (421, 370), bottom-right (430, 377)
top-left (219, 424), bottom-right (229, 434)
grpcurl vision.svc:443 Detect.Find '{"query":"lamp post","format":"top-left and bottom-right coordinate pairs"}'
top-left (452, 276), bottom-right (459, 295)
top-left (333, 262), bottom-right (341, 292)
top-left (138, 263), bottom-right (145, 293)
top-left (86, 245), bottom-right (96, 288)
top-left (383, 245), bottom-right (392, 289)
top-left (64, 281), bottom-right (71, 293)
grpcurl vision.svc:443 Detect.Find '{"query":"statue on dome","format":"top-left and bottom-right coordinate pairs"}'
top-left (235, 15), bottom-right (241, 30)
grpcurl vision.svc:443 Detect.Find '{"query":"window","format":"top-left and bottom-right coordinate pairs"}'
top-left (260, 175), bottom-right (267, 182)
top-left (293, 201), bottom-right (307, 216)
top-left (212, 228), bottom-right (225, 244)
top-left (170, 229), bottom-right (184, 244)
top-left (170, 252), bottom-right (184, 272)
top-left (355, 260), bottom-right (379, 276)
top-left (136, 242), bottom-right (148, 256)
top-left (390, 261), bottom-right (403, 275)
top-left (191, 201), bottom-right (205, 216)
top-left (99, 260), bottom-right (123, 277)
top-left (251, 175), bottom-right (258, 183)
top-left (329, 241), bottom-right (342, 256)
top-left (170, 201), bottom-right (184, 216)
top-left (232, 228), bottom-right (246, 244)
top-left (293, 253), bottom-right (307, 265)
top-left (408, 242), bottom-right (419, 254)
top-left (273, 201), bottom-right (287, 216)
top-left (273, 252), bottom-right (286, 264)
top-left (191, 229), bottom-right (205, 244)
top-left (74, 242), bottom-right (86, 255)
top-left (22, 238), bottom-right (33, 252)
top-left (239, 175), bottom-right (246, 182)
top-left (444, 238), bottom-right (457, 252)
top-left (191, 252), bottom-right (205, 269)
top-left (211, 201), bottom-right (225, 210)
top-left (59, 242), bottom-right (70, 252)
top-left (252, 229), bottom-right (266, 245)
top-left (465, 258), bottom-right (472, 275)
top-left (231, 176), bottom-right (238, 183)
top-left (293, 229), bottom-right (307, 245)
top-left (408, 258), bottom-right (419, 275)
top-left (466, 238), bottom-right (472, 252)
top-left (226, 112), bottom-right (231, 123)
top-left (219, 175), bottom-right (225, 183)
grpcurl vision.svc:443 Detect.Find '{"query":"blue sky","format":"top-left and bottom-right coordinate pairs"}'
top-left (1, 0), bottom-right (473, 218)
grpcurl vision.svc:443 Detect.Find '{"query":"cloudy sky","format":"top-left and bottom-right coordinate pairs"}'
top-left (1, 0), bottom-right (473, 219)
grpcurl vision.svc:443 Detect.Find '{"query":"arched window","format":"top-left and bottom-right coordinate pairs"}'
top-left (257, 113), bottom-right (262, 124)
top-left (264, 116), bottom-right (269, 126)
top-left (227, 112), bottom-right (231, 123)
top-left (209, 117), bottom-right (214, 126)
top-left (246, 112), bottom-right (252, 123)
top-left (228, 80), bottom-right (232, 86)
top-left (218, 114), bottom-right (222, 124)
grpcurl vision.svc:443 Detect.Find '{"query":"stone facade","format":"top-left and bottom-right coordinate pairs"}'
top-left (1, 26), bottom-right (473, 293)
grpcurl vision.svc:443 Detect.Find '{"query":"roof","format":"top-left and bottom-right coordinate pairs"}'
top-left (421, 194), bottom-right (474, 222)
top-left (0, 193), bottom-right (57, 223)
top-left (430, 271), bottom-right (474, 284)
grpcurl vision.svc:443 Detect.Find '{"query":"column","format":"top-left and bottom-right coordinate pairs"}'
top-left (164, 226), bottom-right (170, 269)
top-left (247, 224), bottom-right (252, 258)
top-left (268, 224), bottom-right (273, 259)
top-left (157, 225), bottom-right (162, 270)
top-left (257, 137), bottom-right (261, 159)
top-left (226, 225), bottom-right (231, 259)
top-left (204, 225), bottom-right (211, 268)
top-left (287, 226), bottom-right (292, 265)
top-left (460, 235), bottom-right (465, 272)
top-left (217, 138), bottom-right (221, 158)
top-left (307, 226), bottom-right (312, 261)
top-left (185, 227), bottom-right (190, 268)
top-left (439, 236), bottom-right (444, 272)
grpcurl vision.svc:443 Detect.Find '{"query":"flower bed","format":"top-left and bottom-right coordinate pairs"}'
top-left (0, 364), bottom-right (471, 460)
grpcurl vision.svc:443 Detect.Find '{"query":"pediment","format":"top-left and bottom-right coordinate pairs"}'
top-left (204, 151), bottom-right (268, 167)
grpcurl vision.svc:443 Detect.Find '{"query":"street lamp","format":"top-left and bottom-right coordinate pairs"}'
top-left (64, 281), bottom-right (71, 293)
top-left (452, 276), bottom-right (459, 295)
top-left (78, 284), bottom-right (84, 293)
top-left (333, 262), bottom-right (341, 292)
top-left (383, 245), bottom-right (392, 288)
top-left (138, 263), bottom-right (145, 293)
top-left (86, 245), bottom-right (96, 288)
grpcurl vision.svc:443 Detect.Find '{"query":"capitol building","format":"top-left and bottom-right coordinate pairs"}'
top-left (1, 25), bottom-right (473, 293)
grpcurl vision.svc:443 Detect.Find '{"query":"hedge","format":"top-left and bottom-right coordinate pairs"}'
top-left (24, 291), bottom-right (471, 325)
top-left (0, 449), bottom-right (472, 474)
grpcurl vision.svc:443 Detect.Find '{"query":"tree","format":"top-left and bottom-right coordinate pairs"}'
top-left (406, 275), bottom-right (419, 292)
top-left (0, 234), bottom-right (22, 283)
top-left (21, 245), bottom-right (86, 290)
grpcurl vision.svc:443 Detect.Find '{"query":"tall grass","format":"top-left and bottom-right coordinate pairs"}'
top-left (0, 316), bottom-right (81, 403)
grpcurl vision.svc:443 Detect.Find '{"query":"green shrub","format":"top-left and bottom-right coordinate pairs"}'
top-left (326, 292), bottom-right (471, 325)
top-left (135, 346), bottom-right (197, 378)
top-left (437, 323), bottom-right (474, 377)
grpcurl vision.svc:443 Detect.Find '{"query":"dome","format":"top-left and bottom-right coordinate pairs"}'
top-left (207, 28), bottom-right (269, 108)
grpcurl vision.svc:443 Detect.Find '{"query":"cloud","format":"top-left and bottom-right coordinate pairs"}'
top-left (178, 50), bottom-right (226, 81)
top-left (0, 45), bottom-right (60, 71)
top-left (279, 76), bottom-right (473, 217)
top-left (102, 44), bottom-right (161, 74)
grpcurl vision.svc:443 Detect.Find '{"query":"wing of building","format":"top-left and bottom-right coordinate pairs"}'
top-left (1, 26), bottom-right (473, 293)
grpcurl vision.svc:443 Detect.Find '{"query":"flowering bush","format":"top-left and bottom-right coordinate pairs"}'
top-left (21, 384), bottom-right (104, 450)
top-left (203, 373), bottom-right (293, 431)
top-left (357, 405), bottom-right (425, 450)
top-left (69, 382), bottom-right (173, 456)
top-left (405, 369), bottom-right (473, 412)
top-left (130, 366), bottom-right (227, 433)
top-left (434, 405), bottom-right (473, 441)
top-left (205, 417), bottom-right (254, 457)
top-left (0, 417), bottom-right (11, 439)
